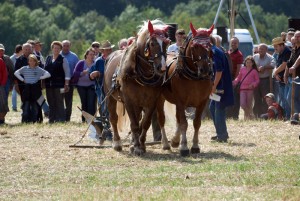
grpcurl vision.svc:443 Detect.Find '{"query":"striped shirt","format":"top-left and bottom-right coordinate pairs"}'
top-left (14, 66), bottom-right (51, 84)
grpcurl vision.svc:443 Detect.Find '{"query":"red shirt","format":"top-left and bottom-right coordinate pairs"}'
top-left (267, 102), bottom-right (284, 120)
top-left (0, 58), bottom-right (7, 86)
top-left (228, 49), bottom-right (243, 79)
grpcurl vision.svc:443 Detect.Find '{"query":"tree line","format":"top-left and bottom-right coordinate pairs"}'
top-left (0, 0), bottom-right (291, 58)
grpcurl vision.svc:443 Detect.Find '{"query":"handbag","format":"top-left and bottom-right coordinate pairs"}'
top-left (235, 68), bottom-right (253, 93)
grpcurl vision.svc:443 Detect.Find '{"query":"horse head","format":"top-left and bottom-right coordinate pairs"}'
top-left (184, 22), bottom-right (214, 78)
top-left (141, 20), bottom-right (170, 75)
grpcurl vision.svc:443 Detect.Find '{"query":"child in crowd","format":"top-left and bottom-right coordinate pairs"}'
top-left (260, 93), bottom-right (284, 120)
top-left (233, 55), bottom-right (260, 120)
top-left (14, 54), bottom-right (51, 123)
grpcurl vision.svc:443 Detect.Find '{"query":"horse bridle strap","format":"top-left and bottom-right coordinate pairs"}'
top-left (131, 54), bottom-right (164, 87)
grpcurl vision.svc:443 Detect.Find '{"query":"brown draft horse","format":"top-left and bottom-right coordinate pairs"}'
top-left (104, 20), bottom-right (170, 155)
top-left (157, 23), bottom-right (214, 157)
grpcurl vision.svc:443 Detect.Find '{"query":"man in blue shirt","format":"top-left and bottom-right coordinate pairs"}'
top-left (89, 40), bottom-right (114, 140)
top-left (61, 40), bottom-right (79, 121)
top-left (209, 36), bottom-right (234, 143)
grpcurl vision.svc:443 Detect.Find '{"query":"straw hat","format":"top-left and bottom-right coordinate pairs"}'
top-left (272, 37), bottom-right (284, 46)
top-left (100, 40), bottom-right (115, 49)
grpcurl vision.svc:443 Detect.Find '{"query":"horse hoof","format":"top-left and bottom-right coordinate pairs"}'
top-left (190, 147), bottom-right (200, 154)
top-left (130, 145), bottom-right (134, 154)
top-left (113, 145), bottom-right (122, 152)
top-left (171, 140), bottom-right (179, 148)
top-left (99, 139), bottom-right (105, 145)
top-left (180, 149), bottom-right (190, 157)
top-left (135, 147), bottom-right (145, 156)
top-left (113, 141), bottom-right (122, 152)
top-left (162, 145), bottom-right (171, 150)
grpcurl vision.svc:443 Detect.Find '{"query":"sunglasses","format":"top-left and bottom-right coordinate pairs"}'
top-left (92, 45), bottom-right (100, 48)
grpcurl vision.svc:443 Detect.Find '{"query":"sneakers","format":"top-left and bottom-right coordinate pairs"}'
top-left (211, 136), bottom-right (228, 143)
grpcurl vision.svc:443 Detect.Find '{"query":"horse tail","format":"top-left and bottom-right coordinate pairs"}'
top-left (116, 101), bottom-right (130, 133)
top-left (163, 100), bottom-right (177, 126)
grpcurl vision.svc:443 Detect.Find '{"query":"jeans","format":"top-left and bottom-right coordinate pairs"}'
top-left (276, 81), bottom-right (289, 119)
top-left (287, 77), bottom-right (300, 117)
top-left (42, 101), bottom-right (49, 114)
top-left (209, 100), bottom-right (228, 140)
top-left (12, 86), bottom-right (17, 110)
top-left (77, 85), bottom-right (97, 122)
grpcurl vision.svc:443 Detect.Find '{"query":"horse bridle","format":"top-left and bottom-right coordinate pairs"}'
top-left (178, 35), bottom-right (213, 80)
top-left (134, 36), bottom-right (167, 86)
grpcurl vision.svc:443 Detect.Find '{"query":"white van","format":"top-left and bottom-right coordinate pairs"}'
top-left (213, 28), bottom-right (254, 57)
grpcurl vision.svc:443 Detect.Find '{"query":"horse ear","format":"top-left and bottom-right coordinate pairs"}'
top-left (190, 22), bottom-right (197, 37)
top-left (163, 25), bottom-right (169, 33)
top-left (148, 20), bottom-right (154, 36)
top-left (207, 24), bottom-right (214, 35)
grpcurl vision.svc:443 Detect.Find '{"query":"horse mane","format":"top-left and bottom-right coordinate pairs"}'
top-left (118, 39), bottom-right (137, 77)
top-left (118, 19), bottom-right (167, 78)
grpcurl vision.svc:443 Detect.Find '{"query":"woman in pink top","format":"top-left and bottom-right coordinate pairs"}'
top-left (233, 56), bottom-right (260, 120)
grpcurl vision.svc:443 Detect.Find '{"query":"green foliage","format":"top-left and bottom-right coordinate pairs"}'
top-left (49, 4), bottom-right (73, 30)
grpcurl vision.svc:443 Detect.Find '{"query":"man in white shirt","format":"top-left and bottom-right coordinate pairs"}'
top-left (167, 29), bottom-right (186, 56)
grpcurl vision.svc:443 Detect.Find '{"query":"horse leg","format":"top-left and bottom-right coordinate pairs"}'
top-left (107, 96), bottom-right (122, 151)
top-left (156, 96), bottom-right (170, 150)
top-left (177, 106), bottom-right (189, 157)
top-left (191, 103), bottom-right (206, 154)
top-left (171, 122), bottom-right (181, 148)
top-left (139, 106), bottom-right (157, 153)
top-left (126, 104), bottom-right (144, 156)
top-left (170, 105), bottom-right (181, 148)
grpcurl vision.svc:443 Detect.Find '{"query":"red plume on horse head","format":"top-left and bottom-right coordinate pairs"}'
top-left (148, 20), bottom-right (154, 36)
top-left (148, 20), bottom-right (169, 37)
top-left (190, 22), bottom-right (215, 37)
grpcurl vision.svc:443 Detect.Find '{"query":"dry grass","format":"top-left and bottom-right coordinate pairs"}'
top-left (0, 92), bottom-right (300, 200)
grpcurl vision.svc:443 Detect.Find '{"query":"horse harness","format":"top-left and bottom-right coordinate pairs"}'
top-left (163, 34), bottom-right (213, 84)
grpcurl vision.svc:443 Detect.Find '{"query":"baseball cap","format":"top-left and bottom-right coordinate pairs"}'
top-left (265, 93), bottom-right (275, 100)
top-left (0, 44), bottom-right (5, 51)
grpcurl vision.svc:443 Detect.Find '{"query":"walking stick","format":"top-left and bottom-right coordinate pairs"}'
top-left (291, 72), bottom-right (295, 117)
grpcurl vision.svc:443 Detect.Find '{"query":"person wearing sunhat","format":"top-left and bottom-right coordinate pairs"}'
top-left (260, 93), bottom-right (284, 120)
top-left (33, 39), bottom-right (45, 66)
top-left (272, 37), bottom-right (291, 119)
top-left (89, 40), bottom-right (115, 141)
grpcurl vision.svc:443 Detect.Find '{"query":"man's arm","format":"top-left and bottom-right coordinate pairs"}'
top-left (289, 55), bottom-right (300, 74)
top-left (211, 71), bottom-right (222, 94)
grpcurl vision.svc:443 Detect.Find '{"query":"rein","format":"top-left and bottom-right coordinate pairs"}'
top-left (176, 35), bottom-right (213, 80)
top-left (133, 54), bottom-right (164, 86)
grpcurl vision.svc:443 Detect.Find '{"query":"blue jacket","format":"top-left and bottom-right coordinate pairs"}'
top-left (211, 45), bottom-right (234, 108)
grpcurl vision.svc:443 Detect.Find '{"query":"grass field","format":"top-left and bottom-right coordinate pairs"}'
top-left (0, 92), bottom-right (299, 200)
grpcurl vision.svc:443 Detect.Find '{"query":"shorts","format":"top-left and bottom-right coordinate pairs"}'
top-left (0, 86), bottom-right (9, 113)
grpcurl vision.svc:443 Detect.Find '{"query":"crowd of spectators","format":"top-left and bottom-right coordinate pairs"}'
top-left (1, 27), bottom-right (300, 129)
